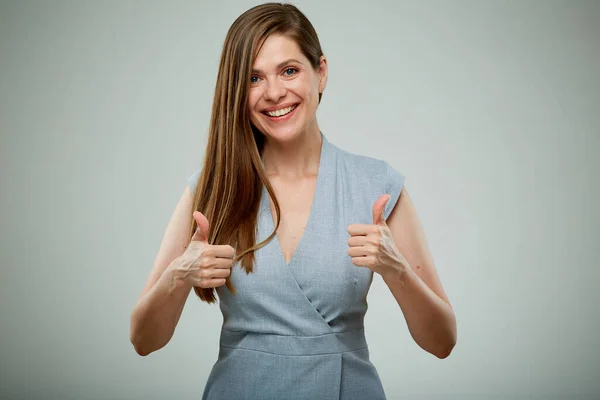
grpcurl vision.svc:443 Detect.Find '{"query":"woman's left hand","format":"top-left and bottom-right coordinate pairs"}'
top-left (347, 194), bottom-right (409, 279)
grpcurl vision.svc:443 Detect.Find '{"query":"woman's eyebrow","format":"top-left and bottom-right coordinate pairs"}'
top-left (252, 58), bottom-right (302, 74)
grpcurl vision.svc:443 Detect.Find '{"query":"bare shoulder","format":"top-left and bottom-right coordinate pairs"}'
top-left (386, 187), bottom-right (452, 307)
top-left (136, 186), bottom-right (195, 300)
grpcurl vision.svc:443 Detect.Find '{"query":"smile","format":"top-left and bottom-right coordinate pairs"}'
top-left (263, 104), bottom-right (298, 118)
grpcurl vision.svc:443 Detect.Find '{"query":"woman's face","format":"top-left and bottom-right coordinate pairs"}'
top-left (248, 34), bottom-right (327, 142)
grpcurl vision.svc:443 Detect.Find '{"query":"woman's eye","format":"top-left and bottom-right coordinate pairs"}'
top-left (284, 68), bottom-right (297, 76)
top-left (250, 75), bottom-right (260, 83)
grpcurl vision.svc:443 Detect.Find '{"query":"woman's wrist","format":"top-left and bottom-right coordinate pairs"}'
top-left (381, 260), bottom-right (408, 283)
top-left (162, 257), bottom-right (193, 294)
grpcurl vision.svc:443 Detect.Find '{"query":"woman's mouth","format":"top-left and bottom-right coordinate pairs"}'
top-left (262, 104), bottom-right (299, 121)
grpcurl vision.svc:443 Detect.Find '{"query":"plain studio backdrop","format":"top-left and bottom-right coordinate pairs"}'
top-left (1, 1), bottom-right (598, 399)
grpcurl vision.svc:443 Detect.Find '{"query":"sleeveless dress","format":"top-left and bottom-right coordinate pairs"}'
top-left (187, 132), bottom-right (405, 399)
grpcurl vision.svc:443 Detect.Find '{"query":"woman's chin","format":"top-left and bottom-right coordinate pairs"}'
top-left (260, 125), bottom-right (303, 142)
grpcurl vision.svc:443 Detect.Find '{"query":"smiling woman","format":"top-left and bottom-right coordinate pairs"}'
top-left (129, 2), bottom-right (456, 399)
top-left (248, 35), bottom-right (326, 138)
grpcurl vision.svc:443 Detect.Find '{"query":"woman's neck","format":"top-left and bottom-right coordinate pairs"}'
top-left (261, 126), bottom-right (322, 180)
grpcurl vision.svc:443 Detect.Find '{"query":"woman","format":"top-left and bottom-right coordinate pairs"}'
top-left (130, 3), bottom-right (456, 399)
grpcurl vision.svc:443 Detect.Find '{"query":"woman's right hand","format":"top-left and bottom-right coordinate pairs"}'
top-left (168, 211), bottom-right (235, 289)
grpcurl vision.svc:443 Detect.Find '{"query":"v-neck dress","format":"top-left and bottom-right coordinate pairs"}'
top-left (187, 132), bottom-right (405, 400)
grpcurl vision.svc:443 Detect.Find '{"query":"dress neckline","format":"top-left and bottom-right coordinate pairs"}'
top-left (260, 131), bottom-right (329, 266)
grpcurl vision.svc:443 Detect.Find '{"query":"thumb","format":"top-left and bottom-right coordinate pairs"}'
top-left (192, 211), bottom-right (210, 243)
top-left (372, 194), bottom-right (390, 226)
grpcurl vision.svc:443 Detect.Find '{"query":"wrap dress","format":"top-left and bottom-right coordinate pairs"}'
top-left (187, 132), bottom-right (405, 399)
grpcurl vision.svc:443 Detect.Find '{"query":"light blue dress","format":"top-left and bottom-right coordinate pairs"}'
top-left (187, 132), bottom-right (405, 399)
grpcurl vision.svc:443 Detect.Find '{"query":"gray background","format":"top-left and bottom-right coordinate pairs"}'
top-left (1, 0), bottom-right (599, 399)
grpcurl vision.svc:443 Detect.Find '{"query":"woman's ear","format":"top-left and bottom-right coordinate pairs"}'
top-left (318, 55), bottom-right (328, 93)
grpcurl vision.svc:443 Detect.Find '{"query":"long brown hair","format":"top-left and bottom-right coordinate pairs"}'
top-left (188, 3), bottom-right (325, 303)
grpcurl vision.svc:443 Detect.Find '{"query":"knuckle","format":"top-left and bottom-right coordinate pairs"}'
top-left (202, 247), bottom-right (214, 257)
top-left (198, 280), bottom-right (209, 288)
top-left (199, 268), bottom-right (210, 278)
top-left (199, 255), bottom-right (213, 268)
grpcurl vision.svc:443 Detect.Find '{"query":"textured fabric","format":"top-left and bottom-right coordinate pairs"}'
top-left (187, 132), bottom-right (405, 399)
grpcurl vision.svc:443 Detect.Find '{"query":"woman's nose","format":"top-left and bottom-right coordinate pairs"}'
top-left (264, 79), bottom-right (286, 102)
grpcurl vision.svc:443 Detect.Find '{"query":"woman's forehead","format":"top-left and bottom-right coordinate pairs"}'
top-left (252, 35), bottom-right (308, 71)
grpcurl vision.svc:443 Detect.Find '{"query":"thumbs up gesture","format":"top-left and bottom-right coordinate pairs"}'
top-left (171, 211), bottom-right (235, 289)
top-left (347, 194), bottom-right (407, 278)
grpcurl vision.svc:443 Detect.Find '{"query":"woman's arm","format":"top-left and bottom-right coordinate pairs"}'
top-left (129, 187), bottom-right (195, 356)
top-left (383, 188), bottom-right (457, 359)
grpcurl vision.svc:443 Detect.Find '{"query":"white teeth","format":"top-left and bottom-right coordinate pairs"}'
top-left (265, 105), bottom-right (296, 117)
